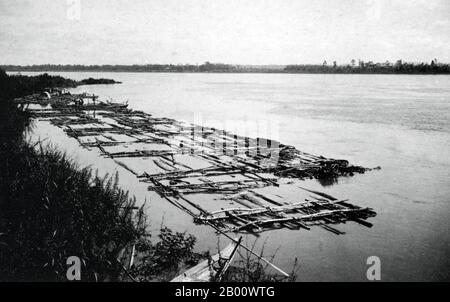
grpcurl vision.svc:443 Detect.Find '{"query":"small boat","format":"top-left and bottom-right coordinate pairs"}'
top-left (171, 237), bottom-right (242, 282)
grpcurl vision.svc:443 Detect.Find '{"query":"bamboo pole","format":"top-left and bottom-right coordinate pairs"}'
top-left (206, 222), bottom-right (290, 278)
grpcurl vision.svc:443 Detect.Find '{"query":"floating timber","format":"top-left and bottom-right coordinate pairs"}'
top-left (23, 92), bottom-right (377, 234)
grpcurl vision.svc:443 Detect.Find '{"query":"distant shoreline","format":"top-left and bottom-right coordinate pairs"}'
top-left (4, 69), bottom-right (450, 75)
top-left (2, 61), bottom-right (450, 75)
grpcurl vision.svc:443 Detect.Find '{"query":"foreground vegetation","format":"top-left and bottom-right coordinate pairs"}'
top-left (0, 69), bottom-right (208, 281)
top-left (0, 69), bottom-right (142, 281)
top-left (0, 69), bottom-right (295, 282)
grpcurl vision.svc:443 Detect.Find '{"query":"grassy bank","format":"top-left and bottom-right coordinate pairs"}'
top-left (0, 69), bottom-right (294, 282)
top-left (0, 69), bottom-right (147, 281)
top-left (0, 69), bottom-right (230, 282)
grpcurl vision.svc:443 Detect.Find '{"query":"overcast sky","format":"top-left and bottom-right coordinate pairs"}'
top-left (0, 0), bottom-right (449, 65)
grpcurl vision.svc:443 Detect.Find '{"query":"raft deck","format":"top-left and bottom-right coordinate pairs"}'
top-left (25, 94), bottom-right (377, 234)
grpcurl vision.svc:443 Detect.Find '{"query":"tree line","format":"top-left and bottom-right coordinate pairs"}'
top-left (285, 59), bottom-right (450, 74)
top-left (2, 60), bottom-right (450, 74)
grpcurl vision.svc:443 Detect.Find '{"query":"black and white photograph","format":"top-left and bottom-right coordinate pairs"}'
top-left (0, 0), bottom-right (449, 288)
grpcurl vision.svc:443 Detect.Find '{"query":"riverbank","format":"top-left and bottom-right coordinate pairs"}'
top-left (15, 70), bottom-right (385, 282)
top-left (0, 69), bottom-right (296, 282)
top-left (0, 70), bottom-right (207, 281)
top-left (0, 70), bottom-right (142, 280)
top-left (6, 70), bottom-right (450, 281)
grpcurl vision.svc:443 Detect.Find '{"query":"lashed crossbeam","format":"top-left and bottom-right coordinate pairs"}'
top-left (24, 93), bottom-right (377, 235)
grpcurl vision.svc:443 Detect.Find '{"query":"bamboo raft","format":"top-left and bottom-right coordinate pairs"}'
top-left (24, 93), bottom-right (377, 234)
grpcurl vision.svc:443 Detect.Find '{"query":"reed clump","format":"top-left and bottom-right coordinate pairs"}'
top-left (130, 227), bottom-right (206, 282)
top-left (222, 239), bottom-right (299, 282)
top-left (0, 141), bottom-right (147, 281)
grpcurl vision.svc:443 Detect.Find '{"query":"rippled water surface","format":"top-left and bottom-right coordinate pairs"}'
top-left (20, 72), bottom-right (450, 281)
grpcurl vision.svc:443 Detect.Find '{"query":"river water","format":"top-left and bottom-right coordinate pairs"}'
top-left (18, 72), bottom-right (450, 281)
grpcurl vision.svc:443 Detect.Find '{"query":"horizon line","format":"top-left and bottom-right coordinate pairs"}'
top-left (2, 59), bottom-right (450, 67)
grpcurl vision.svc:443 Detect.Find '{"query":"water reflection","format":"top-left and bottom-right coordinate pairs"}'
top-left (317, 176), bottom-right (339, 187)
